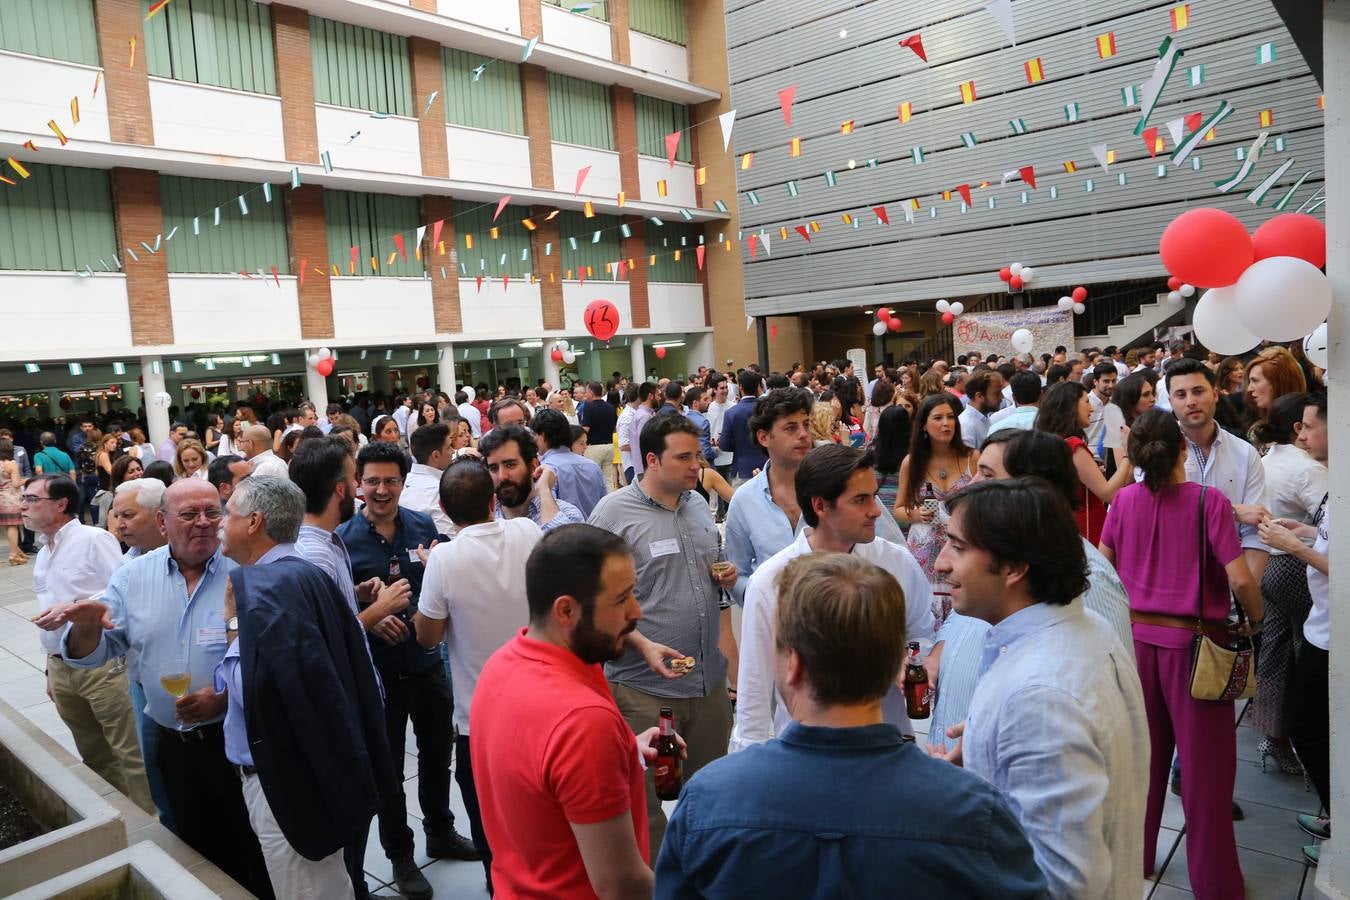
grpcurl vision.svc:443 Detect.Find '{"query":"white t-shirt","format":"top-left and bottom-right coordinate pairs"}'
top-left (418, 517), bottom-right (543, 732)
top-left (1086, 392), bottom-right (1125, 460)
top-left (1303, 508), bottom-right (1330, 651)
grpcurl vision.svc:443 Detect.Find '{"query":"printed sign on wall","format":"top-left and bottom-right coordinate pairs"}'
top-left (953, 307), bottom-right (1077, 359)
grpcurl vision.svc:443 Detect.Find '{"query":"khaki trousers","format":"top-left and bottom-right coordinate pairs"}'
top-left (47, 656), bottom-right (154, 814)
top-left (610, 682), bottom-right (732, 860)
top-left (242, 773), bottom-right (353, 900)
top-left (585, 443), bottom-right (618, 492)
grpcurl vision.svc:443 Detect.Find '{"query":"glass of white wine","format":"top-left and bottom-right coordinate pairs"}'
top-left (159, 658), bottom-right (190, 699)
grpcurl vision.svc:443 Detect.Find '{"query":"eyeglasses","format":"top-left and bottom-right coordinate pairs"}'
top-left (19, 494), bottom-right (52, 504)
top-left (173, 508), bottom-right (223, 524)
top-left (361, 477), bottom-right (403, 489)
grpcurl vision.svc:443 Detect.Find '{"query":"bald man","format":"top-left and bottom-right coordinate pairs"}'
top-left (236, 425), bottom-right (289, 480)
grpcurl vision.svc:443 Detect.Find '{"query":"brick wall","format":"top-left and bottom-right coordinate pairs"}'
top-left (520, 64), bottom-right (554, 190)
top-left (410, 37), bottom-right (449, 178)
top-left (92, 0), bottom-right (153, 145)
top-left (409, 0), bottom-right (435, 10)
top-left (422, 195), bottom-right (462, 333)
top-left (284, 185), bottom-right (335, 339)
top-left (519, 0), bottom-right (542, 38)
top-left (609, 0), bottom-right (631, 65)
top-left (111, 169), bottom-right (172, 345)
top-left (612, 86), bottom-right (640, 199)
top-left (532, 207), bottom-right (565, 330)
top-left (271, 5), bottom-right (320, 163)
top-left (624, 218), bottom-right (650, 328)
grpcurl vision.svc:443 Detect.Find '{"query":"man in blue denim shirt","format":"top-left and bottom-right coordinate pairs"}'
top-left (655, 553), bottom-right (1045, 899)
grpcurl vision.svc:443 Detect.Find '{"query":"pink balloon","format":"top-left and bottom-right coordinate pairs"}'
top-left (1159, 208), bottom-right (1253, 288)
top-left (315, 358), bottom-right (334, 377)
top-left (1252, 214), bottom-right (1326, 269)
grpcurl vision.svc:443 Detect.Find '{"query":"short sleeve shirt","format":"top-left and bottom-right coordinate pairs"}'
top-left (470, 632), bottom-right (649, 897)
top-left (579, 400), bottom-right (618, 444)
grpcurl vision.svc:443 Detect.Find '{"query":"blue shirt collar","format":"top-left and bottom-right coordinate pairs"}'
top-left (778, 721), bottom-right (908, 752)
top-left (256, 542), bottom-right (298, 566)
top-left (979, 601), bottom-right (1077, 676)
top-left (164, 545), bottom-right (225, 577)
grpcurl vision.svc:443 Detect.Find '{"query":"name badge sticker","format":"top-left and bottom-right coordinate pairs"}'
top-left (648, 538), bottom-right (680, 558)
top-left (196, 626), bottom-right (226, 646)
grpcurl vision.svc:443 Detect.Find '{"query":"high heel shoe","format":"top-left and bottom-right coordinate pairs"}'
top-left (1257, 737), bottom-right (1304, 775)
top-left (7, 555), bottom-right (26, 566)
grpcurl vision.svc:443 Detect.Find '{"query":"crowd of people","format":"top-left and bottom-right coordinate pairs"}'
top-left (1, 335), bottom-right (1331, 900)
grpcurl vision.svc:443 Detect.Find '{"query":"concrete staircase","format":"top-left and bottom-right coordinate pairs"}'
top-left (1077, 293), bottom-right (1184, 350)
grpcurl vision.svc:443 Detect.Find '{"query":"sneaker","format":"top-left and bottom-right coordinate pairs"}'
top-left (426, 829), bottom-right (481, 861)
top-left (1299, 814), bottom-right (1331, 841)
top-left (392, 856), bottom-right (432, 900)
top-left (1304, 844), bottom-right (1320, 867)
top-left (1170, 771), bottom-right (1182, 796)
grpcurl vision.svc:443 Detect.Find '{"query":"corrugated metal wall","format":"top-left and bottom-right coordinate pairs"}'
top-left (144, 0), bottom-right (277, 95)
top-left (548, 73), bottom-right (616, 149)
top-left (160, 176), bottom-right (290, 274)
top-left (0, 0), bottom-right (100, 66)
top-left (0, 166), bottom-right (116, 271)
top-left (632, 0), bottom-right (688, 45)
top-left (724, 0), bottom-right (1324, 316)
top-left (442, 48), bottom-right (524, 134)
top-left (455, 200), bottom-right (533, 277)
top-left (310, 15), bottom-right (413, 116)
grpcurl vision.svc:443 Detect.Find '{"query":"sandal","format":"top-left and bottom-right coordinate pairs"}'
top-left (8, 556), bottom-right (27, 566)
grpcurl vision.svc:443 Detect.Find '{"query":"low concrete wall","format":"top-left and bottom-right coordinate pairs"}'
top-left (7, 842), bottom-right (220, 899)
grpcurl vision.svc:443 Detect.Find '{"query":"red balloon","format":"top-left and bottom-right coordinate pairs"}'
top-left (998, 267), bottom-right (1012, 282)
top-left (1159, 208), bottom-right (1253, 288)
top-left (584, 299), bottom-right (621, 342)
top-left (108, 385), bottom-right (119, 393)
top-left (59, 397), bottom-right (71, 410)
top-left (1009, 275), bottom-right (1023, 291)
top-left (316, 358), bottom-right (335, 377)
top-left (655, 346), bottom-right (667, 359)
top-left (551, 348), bottom-right (564, 362)
top-left (1252, 213), bottom-right (1326, 268)
top-left (876, 307), bottom-right (891, 321)
top-left (941, 312), bottom-right (955, 325)
top-left (416, 375), bottom-right (429, 389)
top-left (887, 316), bottom-right (902, 332)
top-left (1072, 286), bottom-right (1088, 302)
top-left (1166, 276), bottom-right (1182, 292)
top-left (190, 389), bottom-right (201, 399)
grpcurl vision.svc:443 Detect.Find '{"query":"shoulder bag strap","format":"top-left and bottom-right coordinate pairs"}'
top-left (1196, 485), bottom-right (1208, 628)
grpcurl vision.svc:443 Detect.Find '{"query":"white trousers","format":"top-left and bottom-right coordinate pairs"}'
top-left (241, 773), bottom-right (354, 900)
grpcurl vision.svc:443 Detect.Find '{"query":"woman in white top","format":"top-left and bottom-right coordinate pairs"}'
top-left (217, 417), bottom-right (242, 458)
top-left (1251, 391), bottom-right (1327, 774)
top-left (173, 439), bottom-right (210, 481)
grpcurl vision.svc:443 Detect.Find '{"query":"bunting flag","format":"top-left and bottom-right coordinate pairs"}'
top-left (7, 158), bottom-right (30, 179)
top-left (1010, 118), bottom-right (1028, 135)
top-left (470, 64), bottom-right (488, 82)
top-left (1214, 132), bottom-right (1269, 192)
top-left (696, 167), bottom-right (707, 185)
top-left (960, 132), bottom-right (977, 148)
top-left (1272, 171), bottom-right (1313, 211)
top-left (840, 120), bottom-right (855, 135)
top-left (1063, 160), bottom-right (1078, 173)
top-left (713, 199), bottom-right (728, 213)
top-left (718, 109), bottom-right (736, 151)
top-left (70, 97), bottom-right (80, 125)
top-left (431, 219), bottom-right (444, 250)
top-left (393, 233), bottom-right (407, 261)
top-left (1018, 165), bottom-right (1037, 188)
top-left (92, 72), bottom-right (100, 98)
top-left (984, 0), bottom-right (1016, 45)
top-left (146, 0), bottom-right (173, 19)
top-left (840, 212), bottom-right (853, 225)
top-left (465, 233), bottom-right (475, 249)
top-left (415, 225), bottom-right (426, 258)
top-left (1259, 108), bottom-right (1274, 127)
top-left (583, 200), bottom-right (595, 217)
top-left (1171, 4), bottom-right (1190, 30)
top-left (1089, 143), bottom-right (1111, 172)
top-left (521, 35), bottom-right (540, 62)
top-left (1024, 57), bottom-right (1045, 84)
top-left (1084, 179), bottom-right (1096, 193)
top-left (958, 81), bottom-right (977, 104)
top-left (747, 234), bottom-right (757, 259)
top-left (911, 146), bottom-right (925, 164)
top-left (1247, 158), bottom-right (1294, 205)
top-left (777, 85), bottom-right (797, 126)
top-left (22, 140), bottom-right (37, 152)
top-left (873, 205), bottom-right (890, 225)
top-left (954, 184), bottom-right (973, 207)
top-left (740, 152), bottom-right (754, 170)
top-left (696, 245), bottom-right (705, 270)
top-left (1134, 36), bottom-right (1183, 135)
top-left (616, 191), bottom-right (626, 207)
top-left (899, 34), bottom-right (927, 62)
top-left (760, 232), bottom-right (772, 256)
top-left (1188, 64), bottom-right (1205, 86)
top-left (789, 136), bottom-right (802, 157)
top-left (656, 180), bottom-right (668, 197)
top-left (0, 173), bottom-right (17, 187)
top-left (1257, 42), bottom-right (1276, 64)
top-left (1171, 100), bottom-right (1232, 164)
top-left (422, 90), bottom-right (439, 116)
top-left (128, 36), bottom-right (137, 69)
top-left (1096, 32), bottom-right (1117, 59)
top-left (271, 265), bottom-right (280, 287)
top-left (493, 195), bottom-right (511, 222)
top-left (574, 165), bottom-right (591, 196)
top-left (47, 120), bottom-right (69, 145)
top-left (349, 245), bottom-right (359, 275)
top-left (745, 190), bottom-right (760, 205)
top-left (1121, 84), bottom-right (1138, 107)
top-left (476, 275), bottom-right (484, 293)
top-left (321, 150), bottom-right (333, 172)
top-left (1064, 102), bottom-right (1080, 123)
top-left (1142, 126), bottom-right (1161, 157)
top-left (898, 101), bottom-right (913, 123)
top-left (824, 170), bottom-right (838, 186)
top-left (785, 180), bottom-right (799, 197)
top-left (794, 225), bottom-right (810, 242)
top-left (664, 131), bottom-right (682, 168)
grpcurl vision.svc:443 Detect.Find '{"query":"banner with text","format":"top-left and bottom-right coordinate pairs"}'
top-left (953, 306), bottom-right (1076, 360)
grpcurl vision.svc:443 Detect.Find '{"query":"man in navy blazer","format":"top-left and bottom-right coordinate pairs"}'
top-left (220, 474), bottom-right (397, 899)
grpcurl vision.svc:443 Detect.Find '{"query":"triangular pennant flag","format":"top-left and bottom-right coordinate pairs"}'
top-left (393, 233), bottom-right (407, 261)
top-left (696, 245), bottom-right (705, 270)
top-left (759, 232), bottom-right (771, 256)
top-left (431, 219), bottom-right (444, 251)
top-left (1142, 127), bottom-right (1160, 157)
top-left (1089, 143), bottom-right (1111, 172)
top-left (493, 195), bottom-right (511, 222)
top-left (476, 275), bottom-right (484, 293)
top-left (521, 35), bottom-right (540, 62)
top-left (794, 225), bottom-right (810, 242)
top-left (503, 274), bottom-right (510, 291)
top-left (984, 0), bottom-right (1016, 45)
top-left (954, 184), bottom-right (973, 207)
top-left (873, 205), bottom-right (890, 225)
top-left (1018, 165), bottom-right (1037, 189)
top-left (899, 34), bottom-right (927, 62)
top-left (1166, 117), bottom-right (1186, 145)
top-left (349, 245), bottom-right (359, 275)
top-left (665, 130), bottom-right (682, 168)
top-left (718, 109), bottom-right (736, 151)
top-left (777, 86), bottom-right (797, 126)
top-left (574, 166), bottom-right (591, 196)
top-left (271, 266), bottom-right (280, 288)
top-left (1185, 112), bottom-right (1203, 132)
top-left (298, 259), bottom-right (307, 287)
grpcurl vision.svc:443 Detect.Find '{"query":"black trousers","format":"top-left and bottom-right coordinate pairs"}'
top-left (376, 664), bottom-right (455, 861)
top-left (456, 733), bottom-right (493, 891)
top-left (156, 723), bottom-right (275, 900)
top-left (1290, 641), bottom-right (1330, 812)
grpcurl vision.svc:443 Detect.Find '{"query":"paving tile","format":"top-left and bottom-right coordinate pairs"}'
top-left (0, 653), bottom-right (41, 684)
top-left (363, 812), bottom-right (431, 887)
top-left (1146, 884), bottom-right (1194, 899)
top-left (1160, 840), bottom-right (1307, 895)
top-left (419, 858), bottom-right (490, 900)
top-left (1233, 797), bottom-right (1318, 863)
top-left (0, 670), bottom-right (50, 709)
top-left (1234, 758), bottom-right (1318, 813)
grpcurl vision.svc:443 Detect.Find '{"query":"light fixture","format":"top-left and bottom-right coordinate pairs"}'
top-left (68, 362), bottom-right (83, 376)
top-left (24, 363), bottom-right (39, 374)
top-left (204, 359), bottom-right (217, 371)
top-left (652, 341), bottom-right (686, 349)
top-left (111, 361), bottom-right (126, 376)
top-left (171, 360), bottom-right (183, 374)
top-left (270, 353), bottom-right (281, 366)
top-left (517, 340), bottom-right (544, 349)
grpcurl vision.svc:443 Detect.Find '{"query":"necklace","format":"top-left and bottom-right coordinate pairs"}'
top-left (937, 466), bottom-right (948, 481)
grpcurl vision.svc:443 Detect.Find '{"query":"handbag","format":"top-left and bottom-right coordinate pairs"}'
top-left (1188, 486), bottom-right (1257, 701)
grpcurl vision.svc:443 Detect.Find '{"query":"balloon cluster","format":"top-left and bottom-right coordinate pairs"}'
top-left (934, 299), bottom-right (965, 326)
top-left (871, 307), bottom-right (904, 336)
top-left (1160, 209), bottom-right (1329, 355)
top-left (1055, 286), bottom-right (1090, 316)
top-left (1163, 276), bottom-right (1197, 306)
top-left (550, 340), bottom-right (576, 365)
top-left (307, 347), bottom-right (335, 378)
top-left (997, 262), bottom-right (1037, 292)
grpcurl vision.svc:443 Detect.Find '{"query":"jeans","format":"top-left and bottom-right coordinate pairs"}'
top-left (78, 474), bottom-right (99, 525)
top-left (376, 664), bottom-right (455, 861)
top-left (129, 679), bottom-right (175, 832)
top-left (455, 734), bottom-right (493, 891)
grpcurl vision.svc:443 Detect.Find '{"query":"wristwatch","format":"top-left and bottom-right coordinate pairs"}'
top-left (226, 616), bottom-right (239, 632)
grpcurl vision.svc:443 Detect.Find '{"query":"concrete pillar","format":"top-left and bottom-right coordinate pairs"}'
top-left (370, 365), bottom-right (389, 396)
top-left (47, 390), bottom-right (63, 419)
top-left (303, 364), bottom-right (329, 411)
top-left (141, 356), bottom-right (169, 449)
top-left (542, 349), bottom-right (562, 393)
top-left (630, 336), bottom-right (646, 381)
top-left (437, 342), bottom-right (457, 397)
top-left (689, 333), bottom-right (715, 372)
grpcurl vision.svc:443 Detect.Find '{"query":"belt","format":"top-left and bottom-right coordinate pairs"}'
top-left (234, 764), bottom-right (258, 779)
top-left (158, 721), bottom-right (223, 742)
top-left (1129, 610), bottom-right (1231, 643)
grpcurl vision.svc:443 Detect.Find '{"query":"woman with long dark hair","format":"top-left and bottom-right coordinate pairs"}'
top-left (1111, 372), bottom-right (1157, 427)
top-left (894, 394), bottom-right (978, 631)
top-left (871, 405), bottom-right (912, 517)
top-left (1035, 381), bottom-right (1134, 544)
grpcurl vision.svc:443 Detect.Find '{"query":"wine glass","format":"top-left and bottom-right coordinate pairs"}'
top-left (159, 658), bottom-right (190, 699)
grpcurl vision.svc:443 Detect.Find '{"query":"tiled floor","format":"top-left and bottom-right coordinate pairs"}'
top-left (0, 547), bottom-right (1322, 898)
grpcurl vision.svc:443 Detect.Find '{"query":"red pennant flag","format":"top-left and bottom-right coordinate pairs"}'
top-left (431, 219), bottom-right (444, 251)
top-left (777, 86), bottom-right (797, 126)
top-left (298, 258), bottom-right (307, 287)
top-left (665, 131), bottom-right (682, 168)
top-left (696, 245), bottom-right (706, 270)
top-left (579, 267), bottom-right (586, 286)
top-left (271, 265), bottom-right (280, 287)
top-left (503, 274), bottom-right (510, 291)
top-left (873, 205), bottom-right (890, 225)
top-left (475, 275), bottom-right (484, 293)
top-left (392, 233), bottom-right (407, 261)
top-left (618, 260), bottom-right (628, 279)
top-left (1184, 112), bottom-right (1203, 132)
top-left (954, 184), bottom-right (972, 207)
top-left (748, 235), bottom-right (758, 259)
top-left (493, 195), bottom-right (511, 222)
top-left (898, 34), bottom-right (927, 62)
top-left (1018, 165), bottom-right (1037, 189)
top-left (349, 245), bottom-right (359, 275)
top-left (1142, 127), bottom-right (1160, 157)
top-left (770, 324), bottom-right (779, 340)
top-left (574, 165), bottom-right (591, 196)
top-left (794, 225), bottom-right (811, 242)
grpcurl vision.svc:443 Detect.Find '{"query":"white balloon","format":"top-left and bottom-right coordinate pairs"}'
top-left (1057, 296), bottom-right (1073, 310)
top-left (872, 321), bottom-right (888, 336)
top-left (557, 339), bottom-right (570, 351)
top-left (1010, 263), bottom-right (1023, 277)
top-left (562, 350), bottom-right (576, 365)
top-left (1167, 291), bottom-right (1184, 305)
top-left (1019, 266), bottom-right (1036, 283)
top-left (1234, 256), bottom-right (1332, 342)
top-left (1072, 302), bottom-right (1086, 315)
top-left (307, 354), bottom-right (320, 367)
top-left (1193, 287), bottom-right (1261, 355)
top-left (153, 391), bottom-right (173, 408)
top-left (317, 347), bottom-right (333, 360)
top-left (1303, 322), bottom-right (1329, 369)
top-left (935, 299), bottom-right (951, 313)
top-left (950, 302), bottom-right (965, 316)
top-left (1011, 328), bottom-right (1034, 354)
top-left (1179, 284), bottom-right (1196, 298)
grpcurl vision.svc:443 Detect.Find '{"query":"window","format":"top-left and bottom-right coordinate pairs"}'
top-left (543, 0), bottom-right (608, 21)
top-left (159, 176), bottom-right (290, 274)
top-left (144, 0), bottom-right (277, 94)
top-left (646, 222), bottom-right (699, 283)
top-left (0, 165), bottom-right (116, 271)
top-left (0, 0), bottom-right (99, 66)
top-left (442, 48), bottom-right (524, 135)
top-left (454, 200), bottom-right (532, 278)
top-left (559, 211), bottom-right (622, 280)
top-left (635, 94), bottom-right (690, 162)
top-left (630, 0), bottom-right (686, 45)
top-left (310, 16), bottom-right (412, 116)
top-left (548, 74), bottom-right (614, 150)
top-left (325, 190), bottom-right (422, 277)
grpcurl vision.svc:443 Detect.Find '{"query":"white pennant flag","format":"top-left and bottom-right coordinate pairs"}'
top-left (759, 231), bottom-right (772, 257)
top-left (746, 316), bottom-right (755, 332)
top-left (1000, 169), bottom-right (1019, 185)
top-left (1166, 117), bottom-right (1187, 146)
top-left (1089, 143), bottom-right (1111, 173)
top-left (1135, 37), bottom-right (1183, 135)
top-left (984, 0), bottom-right (1016, 45)
top-left (719, 109), bottom-right (737, 153)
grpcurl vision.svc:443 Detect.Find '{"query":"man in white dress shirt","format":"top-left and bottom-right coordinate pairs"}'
top-left (237, 424), bottom-right (289, 480)
top-left (732, 444), bottom-right (934, 752)
top-left (399, 421), bottom-right (457, 537)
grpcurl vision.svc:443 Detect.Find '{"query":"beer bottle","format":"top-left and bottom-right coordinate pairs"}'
top-left (653, 707), bottom-right (682, 801)
top-left (903, 641), bottom-right (931, 719)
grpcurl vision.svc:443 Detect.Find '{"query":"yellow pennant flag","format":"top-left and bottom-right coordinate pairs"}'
top-left (70, 97), bottom-right (80, 125)
top-left (464, 234), bottom-right (474, 249)
top-left (490, 226), bottom-right (500, 238)
top-left (657, 180), bottom-right (668, 197)
top-left (958, 81), bottom-right (977, 104)
top-left (789, 137), bottom-right (801, 157)
top-left (1063, 160), bottom-right (1078, 173)
top-left (7, 157), bottom-right (30, 179)
top-left (740, 152), bottom-right (754, 170)
top-left (617, 191), bottom-right (626, 207)
top-left (898, 101), bottom-right (912, 123)
top-left (386, 251), bottom-right (397, 265)
top-left (840, 120), bottom-right (854, 135)
top-left (1258, 108), bottom-right (1274, 127)
top-left (695, 167), bottom-right (707, 185)
top-left (582, 202), bottom-right (594, 218)
top-left (1170, 4), bottom-right (1190, 31)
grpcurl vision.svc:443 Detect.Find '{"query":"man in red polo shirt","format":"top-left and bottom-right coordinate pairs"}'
top-left (471, 524), bottom-right (679, 898)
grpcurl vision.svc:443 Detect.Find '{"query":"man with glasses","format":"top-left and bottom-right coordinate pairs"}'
top-left (52, 479), bottom-right (274, 899)
top-left (27, 475), bottom-right (153, 815)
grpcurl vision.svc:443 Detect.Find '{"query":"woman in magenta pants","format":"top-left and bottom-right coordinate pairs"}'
top-left (1099, 409), bottom-right (1265, 899)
